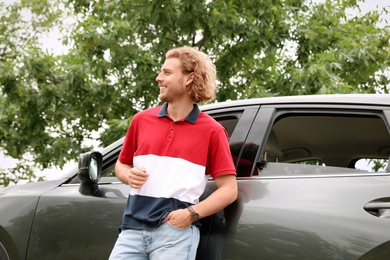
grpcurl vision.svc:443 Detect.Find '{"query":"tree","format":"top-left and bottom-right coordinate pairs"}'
top-left (1, 0), bottom-right (389, 186)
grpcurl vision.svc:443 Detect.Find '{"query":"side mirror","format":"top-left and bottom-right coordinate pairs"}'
top-left (78, 151), bottom-right (103, 195)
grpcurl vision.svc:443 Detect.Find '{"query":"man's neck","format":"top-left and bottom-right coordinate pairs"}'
top-left (167, 100), bottom-right (194, 121)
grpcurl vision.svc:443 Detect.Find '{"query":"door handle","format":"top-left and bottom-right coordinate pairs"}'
top-left (364, 198), bottom-right (390, 218)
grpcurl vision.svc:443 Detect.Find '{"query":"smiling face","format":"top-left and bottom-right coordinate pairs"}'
top-left (155, 58), bottom-right (193, 103)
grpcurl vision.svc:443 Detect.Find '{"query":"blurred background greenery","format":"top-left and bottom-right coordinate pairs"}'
top-left (1, 0), bottom-right (389, 186)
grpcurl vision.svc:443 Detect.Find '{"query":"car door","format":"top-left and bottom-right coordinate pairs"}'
top-left (26, 174), bottom-right (130, 259)
top-left (195, 105), bottom-right (259, 259)
top-left (26, 105), bottom-right (259, 260)
top-left (26, 140), bottom-right (130, 259)
top-left (212, 103), bottom-right (390, 259)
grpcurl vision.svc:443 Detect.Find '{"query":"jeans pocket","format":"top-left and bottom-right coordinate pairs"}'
top-left (166, 220), bottom-right (191, 231)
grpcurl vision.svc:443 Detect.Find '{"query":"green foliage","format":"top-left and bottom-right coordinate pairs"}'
top-left (1, 0), bottom-right (389, 186)
top-left (291, 0), bottom-right (390, 95)
top-left (369, 159), bottom-right (388, 172)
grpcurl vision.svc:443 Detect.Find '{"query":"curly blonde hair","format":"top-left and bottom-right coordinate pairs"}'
top-left (165, 46), bottom-right (217, 103)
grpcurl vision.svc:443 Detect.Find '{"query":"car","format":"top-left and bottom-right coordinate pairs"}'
top-left (1, 94), bottom-right (390, 260)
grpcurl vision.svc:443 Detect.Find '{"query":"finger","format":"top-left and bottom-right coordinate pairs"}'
top-left (129, 174), bottom-right (148, 182)
top-left (131, 168), bottom-right (149, 178)
top-left (129, 181), bottom-right (143, 189)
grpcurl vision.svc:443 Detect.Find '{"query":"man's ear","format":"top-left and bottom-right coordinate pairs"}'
top-left (185, 72), bottom-right (194, 86)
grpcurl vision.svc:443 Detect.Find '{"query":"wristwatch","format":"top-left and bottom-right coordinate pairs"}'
top-left (187, 206), bottom-right (200, 222)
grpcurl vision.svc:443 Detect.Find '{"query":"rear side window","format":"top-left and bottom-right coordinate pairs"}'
top-left (215, 116), bottom-right (239, 138)
top-left (242, 112), bottom-right (390, 177)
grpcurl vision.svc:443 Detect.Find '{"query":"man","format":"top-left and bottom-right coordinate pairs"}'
top-left (109, 46), bottom-right (237, 259)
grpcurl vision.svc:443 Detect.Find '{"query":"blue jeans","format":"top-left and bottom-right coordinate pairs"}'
top-left (109, 222), bottom-right (200, 260)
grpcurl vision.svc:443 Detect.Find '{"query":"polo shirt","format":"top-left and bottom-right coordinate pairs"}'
top-left (118, 102), bottom-right (236, 230)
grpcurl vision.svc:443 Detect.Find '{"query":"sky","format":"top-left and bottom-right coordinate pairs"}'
top-left (0, 0), bottom-right (389, 181)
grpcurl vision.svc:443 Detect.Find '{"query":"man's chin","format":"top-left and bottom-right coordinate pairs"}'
top-left (159, 95), bottom-right (167, 102)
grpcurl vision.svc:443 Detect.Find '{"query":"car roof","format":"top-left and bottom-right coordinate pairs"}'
top-left (201, 94), bottom-right (390, 111)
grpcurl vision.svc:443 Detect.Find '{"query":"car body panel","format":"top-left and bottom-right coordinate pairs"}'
top-left (0, 178), bottom-right (71, 259)
top-left (25, 183), bottom-right (130, 259)
top-left (222, 175), bottom-right (390, 259)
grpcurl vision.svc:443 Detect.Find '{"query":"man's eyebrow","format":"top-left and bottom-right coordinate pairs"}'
top-left (161, 68), bottom-right (172, 72)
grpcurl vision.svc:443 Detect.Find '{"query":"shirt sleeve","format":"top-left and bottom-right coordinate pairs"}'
top-left (206, 127), bottom-right (237, 179)
top-left (118, 115), bottom-right (139, 166)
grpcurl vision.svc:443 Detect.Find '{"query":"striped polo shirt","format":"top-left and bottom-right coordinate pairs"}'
top-left (118, 103), bottom-right (236, 230)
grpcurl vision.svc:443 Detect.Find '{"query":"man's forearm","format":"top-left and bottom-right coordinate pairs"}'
top-left (192, 174), bottom-right (238, 219)
top-left (115, 159), bottom-right (131, 185)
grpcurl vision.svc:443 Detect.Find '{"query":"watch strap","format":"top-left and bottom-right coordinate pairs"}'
top-left (187, 206), bottom-right (199, 221)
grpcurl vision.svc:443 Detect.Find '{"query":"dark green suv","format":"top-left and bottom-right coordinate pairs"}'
top-left (1, 94), bottom-right (390, 259)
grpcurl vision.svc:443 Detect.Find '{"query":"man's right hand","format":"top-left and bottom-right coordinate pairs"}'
top-left (127, 167), bottom-right (149, 189)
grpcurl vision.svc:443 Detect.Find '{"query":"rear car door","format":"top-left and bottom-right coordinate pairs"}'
top-left (217, 103), bottom-right (390, 259)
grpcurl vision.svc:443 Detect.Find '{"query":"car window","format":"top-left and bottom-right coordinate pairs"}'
top-left (355, 158), bottom-right (389, 172)
top-left (212, 113), bottom-right (241, 138)
top-left (240, 111), bottom-right (390, 177)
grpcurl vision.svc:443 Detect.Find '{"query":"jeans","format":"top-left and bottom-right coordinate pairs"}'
top-left (109, 222), bottom-right (200, 260)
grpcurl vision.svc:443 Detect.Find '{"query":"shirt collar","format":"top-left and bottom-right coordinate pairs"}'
top-left (158, 102), bottom-right (200, 124)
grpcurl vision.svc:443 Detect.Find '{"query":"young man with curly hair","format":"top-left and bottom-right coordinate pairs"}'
top-left (109, 46), bottom-right (237, 260)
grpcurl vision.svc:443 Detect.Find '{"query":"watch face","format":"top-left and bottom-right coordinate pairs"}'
top-left (192, 212), bottom-right (199, 221)
top-left (187, 206), bottom-right (199, 221)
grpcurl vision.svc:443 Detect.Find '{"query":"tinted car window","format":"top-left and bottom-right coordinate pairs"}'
top-left (239, 111), bottom-right (390, 177)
